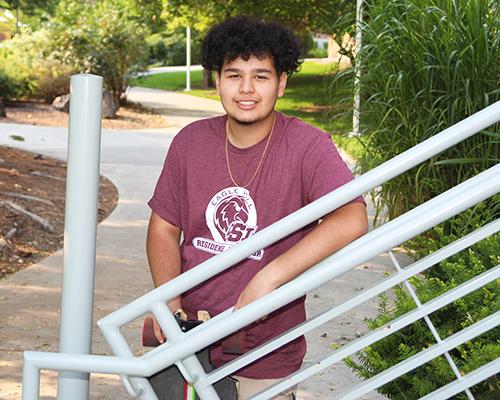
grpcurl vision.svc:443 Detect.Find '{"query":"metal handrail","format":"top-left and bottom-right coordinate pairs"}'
top-left (100, 101), bottom-right (500, 329)
top-left (22, 101), bottom-right (500, 399)
top-left (204, 220), bottom-right (499, 385)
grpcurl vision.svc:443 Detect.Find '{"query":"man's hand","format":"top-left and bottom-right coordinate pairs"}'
top-left (153, 318), bottom-right (166, 344)
top-left (234, 269), bottom-right (278, 311)
top-left (233, 202), bottom-right (367, 312)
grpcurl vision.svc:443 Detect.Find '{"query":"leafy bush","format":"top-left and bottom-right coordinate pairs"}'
top-left (347, 220), bottom-right (499, 398)
top-left (1, 27), bottom-right (72, 101)
top-left (0, 62), bottom-right (24, 100)
top-left (1, 29), bottom-right (43, 99)
top-left (31, 59), bottom-right (72, 102)
top-left (51, 0), bottom-right (148, 105)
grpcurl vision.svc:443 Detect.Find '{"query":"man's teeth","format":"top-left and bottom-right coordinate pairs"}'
top-left (238, 101), bottom-right (256, 105)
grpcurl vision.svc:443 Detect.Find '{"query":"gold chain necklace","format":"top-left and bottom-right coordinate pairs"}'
top-left (225, 114), bottom-right (276, 189)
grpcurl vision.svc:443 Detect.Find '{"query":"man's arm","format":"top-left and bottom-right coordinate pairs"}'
top-left (146, 211), bottom-right (182, 342)
top-left (235, 202), bottom-right (368, 310)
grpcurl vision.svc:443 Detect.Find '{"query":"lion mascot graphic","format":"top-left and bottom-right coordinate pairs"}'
top-left (214, 195), bottom-right (252, 243)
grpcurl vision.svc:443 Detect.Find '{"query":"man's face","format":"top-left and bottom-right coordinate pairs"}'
top-left (215, 55), bottom-right (287, 125)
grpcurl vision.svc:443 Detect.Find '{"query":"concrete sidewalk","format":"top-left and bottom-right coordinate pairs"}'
top-left (0, 88), bottom-right (404, 399)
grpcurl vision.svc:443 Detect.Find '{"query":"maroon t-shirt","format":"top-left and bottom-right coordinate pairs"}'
top-left (149, 112), bottom-right (363, 378)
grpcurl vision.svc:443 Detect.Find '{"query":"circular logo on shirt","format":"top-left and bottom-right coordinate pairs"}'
top-left (206, 187), bottom-right (257, 243)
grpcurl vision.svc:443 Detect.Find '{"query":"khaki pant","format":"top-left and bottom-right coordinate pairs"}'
top-left (234, 375), bottom-right (297, 400)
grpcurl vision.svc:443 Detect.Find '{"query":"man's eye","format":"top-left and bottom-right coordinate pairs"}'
top-left (256, 75), bottom-right (268, 80)
top-left (228, 74), bottom-right (239, 79)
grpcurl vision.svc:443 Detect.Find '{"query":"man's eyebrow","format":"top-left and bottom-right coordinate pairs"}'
top-left (222, 68), bottom-right (241, 73)
top-left (222, 68), bottom-right (272, 74)
top-left (255, 68), bottom-right (272, 74)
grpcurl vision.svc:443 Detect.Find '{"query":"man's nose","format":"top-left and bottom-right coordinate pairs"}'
top-left (239, 77), bottom-right (255, 93)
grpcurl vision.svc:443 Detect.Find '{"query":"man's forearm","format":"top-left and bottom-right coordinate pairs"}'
top-left (235, 202), bottom-right (368, 309)
top-left (264, 202), bottom-right (368, 287)
top-left (146, 212), bottom-right (182, 311)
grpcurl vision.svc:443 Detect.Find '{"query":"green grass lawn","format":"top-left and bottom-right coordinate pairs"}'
top-left (131, 61), bottom-right (363, 158)
top-left (133, 70), bottom-right (206, 91)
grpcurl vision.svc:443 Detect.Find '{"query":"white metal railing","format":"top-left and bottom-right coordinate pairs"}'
top-left (22, 97), bottom-right (500, 399)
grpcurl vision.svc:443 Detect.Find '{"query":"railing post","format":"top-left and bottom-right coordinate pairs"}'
top-left (352, 0), bottom-right (363, 136)
top-left (57, 74), bottom-right (103, 400)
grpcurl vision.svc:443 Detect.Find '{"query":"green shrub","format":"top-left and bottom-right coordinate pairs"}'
top-left (1, 30), bottom-right (39, 99)
top-left (31, 59), bottom-right (72, 102)
top-left (1, 0), bottom-right (149, 109)
top-left (0, 63), bottom-right (24, 100)
top-left (347, 222), bottom-right (499, 398)
top-left (146, 29), bottom-right (202, 67)
top-left (51, 0), bottom-right (148, 104)
top-left (1, 27), bottom-right (72, 101)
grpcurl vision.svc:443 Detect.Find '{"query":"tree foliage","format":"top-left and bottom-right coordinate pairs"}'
top-left (162, 0), bottom-right (352, 39)
top-left (160, 0), bottom-right (352, 87)
top-left (1, 0), bottom-right (150, 114)
top-left (0, 0), bottom-right (60, 29)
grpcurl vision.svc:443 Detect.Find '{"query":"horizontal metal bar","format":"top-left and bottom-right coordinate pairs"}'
top-left (249, 266), bottom-right (500, 399)
top-left (98, 101), bottom-right (500, 329)
top-left (23, 351), bottom-right (148, 376)
top-left (338, 311), bottom-right (500, 400)
top-left (419, 359), bottom-right (500, 400)
top-left (205, 220), bottom-right (499, 384)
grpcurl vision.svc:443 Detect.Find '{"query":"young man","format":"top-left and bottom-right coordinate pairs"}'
top-left (147, 16), bottom-right (367, 399)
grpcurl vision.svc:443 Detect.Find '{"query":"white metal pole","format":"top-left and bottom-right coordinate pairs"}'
top-left (186, 26), bottom-right (191, 91)
top-left (57, 74), bottom-right (103, 400)
top-left (352, 0), bottom-right (363, 136)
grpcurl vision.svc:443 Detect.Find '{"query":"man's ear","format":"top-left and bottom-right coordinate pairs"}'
top-left (215, 71), bottom-right (221, 96)
top-left (277, 72), bottom-right (288, 98)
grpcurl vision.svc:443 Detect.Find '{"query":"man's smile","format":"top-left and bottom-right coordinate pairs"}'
top-left (235, 100), bottom-right (258, 110)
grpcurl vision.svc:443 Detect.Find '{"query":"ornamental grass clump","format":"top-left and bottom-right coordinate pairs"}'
top-left (331, 0), bottom-right (499, 221)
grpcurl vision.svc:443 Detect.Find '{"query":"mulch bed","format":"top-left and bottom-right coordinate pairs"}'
top-left (1, 100), bottom-right (167, 130)
top-left (0, 98), bottom-right (172, 278)
top-left (0, 145), bottom-right (118, 279)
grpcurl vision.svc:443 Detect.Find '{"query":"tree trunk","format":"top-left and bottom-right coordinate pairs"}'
top-left (102, 91), bottom-right (120, 119)
top-left (202, 68), bottom-right (214, 89)
top-left (0, 100), bottom-right (6, 118)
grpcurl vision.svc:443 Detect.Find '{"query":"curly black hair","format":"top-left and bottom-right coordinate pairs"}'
top-left (202, 16), bottom-right (302, 76)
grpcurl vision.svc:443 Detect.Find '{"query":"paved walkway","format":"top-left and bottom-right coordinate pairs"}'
top-left (0, 88), bottom-right (407, 399)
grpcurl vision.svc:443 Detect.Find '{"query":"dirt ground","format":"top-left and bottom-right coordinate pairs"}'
top-left (1, 100), bottom-right (167, 130)
top-left (0, 146), bottom-right (119, 279)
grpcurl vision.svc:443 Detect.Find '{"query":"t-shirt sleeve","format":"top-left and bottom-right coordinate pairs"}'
top-left (302, 133), bottom-right (365, 206)
top-left (148, 136), bottom-right (183, 228)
